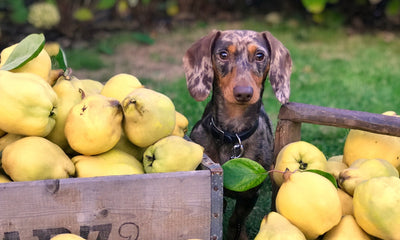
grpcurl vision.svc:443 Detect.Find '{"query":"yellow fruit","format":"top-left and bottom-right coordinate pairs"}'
top-left (353, 176), bottom-right (400, 240)
top-left (65, 94), bottom-right (123, 155)
top-left (44, 42), bottom-right (60, 56)
top-left (171, 111), bottom-right (189, 137)
top-left (326, 160), bottom-right (348, 181)
top-left (0, 44), bottom-right (52, 83)
top-left (276, 170), bottom-right (342, 240)
top-left (46, 75), bottom-right (83, 152)
top-left (0, 71), bottom-right (57, 136)
top-left (143, 136), bottom-right (204, 173)
top-left (337, 188), bottom-right (353, 216)
top-left (343, 112), bottom-right (400, 169)
top-left (327, 155), bottom-right (344, 162)
top-left (50, 233), bottom-right (86, 240)
top-left (273, 141), bottom-right (328, 186)
top-left (122, 88), bottom-right (176, 148)
top-left (72, 149), bottom-right (144, 178)
top-left (338, 158), bottom-right (399, 196)
top-left (113, 133), bottom-right (145, 161)
top-left (0, 133), bottom-right (24, 152)
top-left (70, 77), bottom-right (104, 96)
top-left (322, 215), bottom-right (372, 240)
top-left (254, 211), bottom-right (306, 240)
top-left (382, 110), bottom-right (397, 116)
top-left (101, 73), bottom-right (142, 103)
top-left (47, 69), bottom-right (64, 86)
top-left (2, 136), bottom-right (75, 181)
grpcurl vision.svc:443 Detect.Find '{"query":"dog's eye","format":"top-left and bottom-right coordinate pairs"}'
top-left (219, 51), bottom-right (229, 60)
top-left (255, 52), bottom-right (265, 61)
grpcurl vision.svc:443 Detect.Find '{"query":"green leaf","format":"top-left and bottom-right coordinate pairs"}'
top-left (73, 7), bottom-right (94, 21)
top-left (132, 32), bottom-right (155, 45)
top-left (301, 0), bottom-right (327, 14)
top-left (142, 0), bottom-right (151, 5)
top-left (96, 0), bottom-right (117, 10)
top-left (51, 47), bottom-right (68, 71)
top-left (386, 0), bottom-right (400, 16)
top-left (0, 33), bottom-right (45, 71)
top-left (222, 158), bottom-right (268, 192)
top-left (9, 0), bottom-right (28, 24)
top-left (305, 169), bottom-right (338, 188)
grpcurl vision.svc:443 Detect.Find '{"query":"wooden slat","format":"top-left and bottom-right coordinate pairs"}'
top-left (0, 171), bottom-right (212, 240)
top-left (273, 119), bottom-right (301, 160)
top-left (278, 102), bottom-right (400, 137)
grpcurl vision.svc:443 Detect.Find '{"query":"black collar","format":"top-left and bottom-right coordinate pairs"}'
top-left (202, 114), bottom-right (259, 144)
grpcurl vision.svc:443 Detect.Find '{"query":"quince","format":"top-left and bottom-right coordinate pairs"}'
top-left (276, 170), bottom-right (342, 240)
top-left (46, 75), bottom-right (83, 152)
top-left (353, 176), bottom-right (400, 240)
top-left (113, 133), bottom-right (145, 161)
top-left (143, 136), bottom-right (203, 173)
top-left (0, 43), bottom-right (51, 83)
top-left (343, 111), bottom-right (400, 169)
top-left (171, 111), bottom-right (189, 137)
top-left (338, 158), bottom-right (399, 196)
top-left (101, 73), bottom-right (142, 103)
top-left (0, 71), bottom-right (57, 136)
top-left (2, 136), bottom-right (75, 181)
top-left (254, 211), bottom-right (306, 240)
top-left (50, 233), bottom-right (85, 240)
top-left (322, 215), bottom-right (372, 240)
top-left (273, 141), bottom-right (327, 186)
top-left (326, 155), bottom-right (348, 182)
top-left (65, 94), bottom-right (123, 155)
top-left (70, 76), bottom-right (104, 96)
top-left (337, 188), bottom-right (354, 216)
top-left (72, 149), bottom-right (144, 178)
top-left (122, 88), bottom-right (176, 148)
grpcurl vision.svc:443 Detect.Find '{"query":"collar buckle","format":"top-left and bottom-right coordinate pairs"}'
top-left (231, 134), bottom-right (244, 159)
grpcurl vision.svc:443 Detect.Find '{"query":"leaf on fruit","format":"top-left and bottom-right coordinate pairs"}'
top-left (305, 169), bottom-right (338, 188)
top-left (0, 33), bottom-right (45, 71)
top-left (51, 47), bottom-right (68, 71)
top-left (222, 158), bottom-right (268, 192)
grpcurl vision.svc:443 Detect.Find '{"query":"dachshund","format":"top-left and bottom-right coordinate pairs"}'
top-left (183, 30), bottom-right (292, 240)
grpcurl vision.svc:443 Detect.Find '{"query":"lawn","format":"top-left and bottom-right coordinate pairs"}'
top-left (66, 17), bottom-right (400, 239)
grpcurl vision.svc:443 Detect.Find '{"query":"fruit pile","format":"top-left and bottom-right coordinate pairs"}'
top-left (255, 121), bottom-right (400, 240)
top-left (0, 34), bottom-right (204, 183)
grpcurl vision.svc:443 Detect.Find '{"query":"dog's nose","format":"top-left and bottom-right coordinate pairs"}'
top-left (233, 86), bottom-right (253, 102)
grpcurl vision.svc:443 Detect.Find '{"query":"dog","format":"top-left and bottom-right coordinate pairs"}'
top-left (183, 30), bottom-right (292, 240)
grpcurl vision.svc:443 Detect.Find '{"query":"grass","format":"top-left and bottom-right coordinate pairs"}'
top-left (65, 18), bottom-right (400, 239)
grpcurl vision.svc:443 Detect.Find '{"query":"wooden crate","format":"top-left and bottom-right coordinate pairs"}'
top-left (273, 102), bottom-right (400, 156)
top-left (0, 155), bottom-right (223, 240)
top-left (271, 102), bottom-right (400, 208)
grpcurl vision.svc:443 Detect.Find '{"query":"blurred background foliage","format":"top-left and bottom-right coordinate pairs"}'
top-left (1, 2), bottom-right (399, 238)
top-left (1, 0), bottom-right (400, 49)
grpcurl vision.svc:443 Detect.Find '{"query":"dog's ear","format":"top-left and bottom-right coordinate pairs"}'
top-left (183, 30), bottom-right (221, 101)
top-left (263, 31), bottom-right (292, 104)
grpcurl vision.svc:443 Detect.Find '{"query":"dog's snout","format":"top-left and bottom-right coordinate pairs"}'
top-left (233, 86), bottom-right (253, 102)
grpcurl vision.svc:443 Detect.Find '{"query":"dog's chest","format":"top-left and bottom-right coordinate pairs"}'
top-left (191, 122), bottom-right (273, 168)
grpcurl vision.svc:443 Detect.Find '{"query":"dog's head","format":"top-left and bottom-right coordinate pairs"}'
top-left (183, 30), bottom-right (292, 104)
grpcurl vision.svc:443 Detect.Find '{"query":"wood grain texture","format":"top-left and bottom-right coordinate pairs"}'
top-left (273, 101), bottom-right (400, 163)
top-left (278, 102), bottom-right (400, 136)
top-left (0, 171), bottom-right (212, 240)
